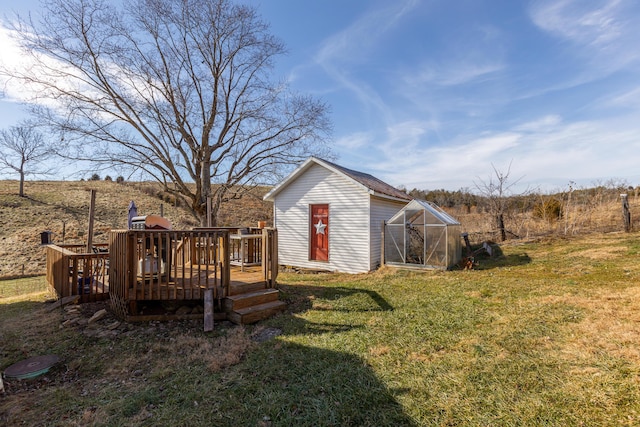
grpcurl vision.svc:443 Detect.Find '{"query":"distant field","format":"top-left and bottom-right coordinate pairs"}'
top-left (2, 232), bottom-right (640, 425)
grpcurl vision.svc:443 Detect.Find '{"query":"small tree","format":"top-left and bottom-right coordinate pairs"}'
top-left (474, 162), bottom-right (523, 241)
top-left (0, 121), bottom-right (54, 197)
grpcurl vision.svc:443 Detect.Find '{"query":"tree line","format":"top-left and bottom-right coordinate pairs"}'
top-left (407, 179), bottom-right (637, 241)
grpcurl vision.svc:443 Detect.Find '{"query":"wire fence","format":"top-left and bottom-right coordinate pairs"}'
top-left (0, 276), bottom-right (48, 299)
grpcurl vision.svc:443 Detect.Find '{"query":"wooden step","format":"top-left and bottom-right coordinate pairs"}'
top-left (228, 281), bottom-right (267, 296)
top-left (227, 300), bottom-right (287, 325)
top-left (224, 288), bottom-right (280, 311)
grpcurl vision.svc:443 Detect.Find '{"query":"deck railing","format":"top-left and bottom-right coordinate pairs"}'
top-left (108, 229), bottom-right (231, 318)
top-left (45, 228), bottom-right (278, 319)
top-left (45, 244), bottom-right (110, 303)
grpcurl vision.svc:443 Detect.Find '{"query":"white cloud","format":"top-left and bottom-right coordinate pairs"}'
top-left (514, 115), bottom-right (562, 132)
top-left (529, 0), bottom-right (640, 71)
top-left (0, 25), bottom-right (31, 102)
top-left (315, 0), bottom-right (419, 65)
top-left (313, 1), bottom-right (421, 122)
top-left (335, 131), bottom-right (372, 150)
top-left (602, 86), bottom-right (640, 108)
top-left (530, 0), bottom-right (622, 46)
top-left (408, 60), bottom-right (504, 87)
top-left (367, 113), bottom-right (640, 193)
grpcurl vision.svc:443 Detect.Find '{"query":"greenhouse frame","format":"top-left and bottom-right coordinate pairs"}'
top-left (384, 199), bottom-right (462, 270)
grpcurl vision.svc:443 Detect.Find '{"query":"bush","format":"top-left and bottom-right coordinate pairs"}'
top-left (89, 173), bottom-right (100, 181)
top-left (533, 198), bottom-right (563, 222)
top-left (104, 175), bottom-right (112, 181)
top-left (116, 176), bottom-right (125, 183)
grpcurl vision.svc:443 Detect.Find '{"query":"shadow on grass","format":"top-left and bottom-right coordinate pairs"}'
top-left (233, 283), bottom-right (417, 425)
top-left (278, 283), bottom-right (395, 314)
top-left (463, 243), bottom-right (532, 270)
top-left (224, 340), bottom-right (418, 425)
top-left (1, 284), bottom-right (416, 425)
top-left (0, 300), bottom-right (49, 319)
top-left (473, 252), bottom-right (532, 270)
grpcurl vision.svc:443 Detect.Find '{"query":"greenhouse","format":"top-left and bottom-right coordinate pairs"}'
top-left (384, 199), bottom-right (462, 270)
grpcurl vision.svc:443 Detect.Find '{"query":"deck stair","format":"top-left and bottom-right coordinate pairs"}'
top-left (224, 287), bottom-right (286, 324)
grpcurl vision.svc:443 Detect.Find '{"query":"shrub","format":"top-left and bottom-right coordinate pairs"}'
top-left (89, 173), bottom-right (100, 181)
top-left (104, 175), bottom-right (112, 181)
top-left (116, 176), bottom-right (125, 183)
top-left (533, 198), bottom-right (563, 222)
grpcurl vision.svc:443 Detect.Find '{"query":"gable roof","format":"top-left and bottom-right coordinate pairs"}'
top-left (388, 199), bottom-right (461, 225)
top-left (263, 157), bottom-right (412, 203)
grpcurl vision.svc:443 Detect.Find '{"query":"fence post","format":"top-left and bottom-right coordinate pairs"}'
top-left (621, 194), bottom-right (631, 232)
top-left (86, 189), bottom-right (96, 253)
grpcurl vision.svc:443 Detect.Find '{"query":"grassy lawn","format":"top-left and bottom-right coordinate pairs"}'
top-left (2, 233), bottom-right (640, 426)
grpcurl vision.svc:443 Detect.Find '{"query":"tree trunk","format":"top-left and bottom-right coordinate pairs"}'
top-left (497, 214), bottom-right (506, 242)
top-left (19, 168), bottom-right (25, 197)
top-left (199, 160), bottom-right (211, 227)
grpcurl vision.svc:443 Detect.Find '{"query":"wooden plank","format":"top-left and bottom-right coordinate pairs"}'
top-left (46, 295), bottom-right (80, 312)
top-left (204, 289), bottom-right (214, 332)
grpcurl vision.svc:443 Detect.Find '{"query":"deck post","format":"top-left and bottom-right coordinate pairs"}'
top-left (221, 231), bottom-right (230, 297)
top-left (262, 228), bottom-right (278, 288)
top-left (204, 288), bottom-right (214, 331)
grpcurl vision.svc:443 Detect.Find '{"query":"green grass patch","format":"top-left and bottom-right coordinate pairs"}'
top-left (0, 276), bottom-right (48, 299)
top-left (2, 233), bottom-right (640, 425)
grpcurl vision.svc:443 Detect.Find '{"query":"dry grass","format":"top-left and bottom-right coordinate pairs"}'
top-left (541, 286), bottom-right (640, 363)
top-left (0, 180), bottom-right (272, 278)
top-left (447, 193), bottom-right (640, 241)
top-left (155, 326), bottom-right (255, 372)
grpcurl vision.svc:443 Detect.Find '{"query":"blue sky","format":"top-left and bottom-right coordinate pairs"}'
top-left (2, 0), bottom-right (640, 192)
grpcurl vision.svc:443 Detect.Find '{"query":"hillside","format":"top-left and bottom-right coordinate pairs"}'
top-left (2, 179), bottom-right (637, 278)
top-left (0, 180), bottom-right (273, 278)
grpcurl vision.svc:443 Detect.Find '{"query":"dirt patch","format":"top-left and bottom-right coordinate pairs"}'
top-left (251, 326), bottom-right (283, 343)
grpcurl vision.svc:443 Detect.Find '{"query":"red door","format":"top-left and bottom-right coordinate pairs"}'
top-left (310, 204), bottom-right (329, 261)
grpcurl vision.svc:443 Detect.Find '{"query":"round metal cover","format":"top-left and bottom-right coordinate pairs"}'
top-left (3, 355), bottom-right (60, 380)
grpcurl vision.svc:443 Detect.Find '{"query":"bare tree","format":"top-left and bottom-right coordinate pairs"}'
top-left (474, 162), bottom-right (523, 242)
top-left (3, 0), bottom-right (331, 225)
top-left (0, 121), bottom-right (54, 197)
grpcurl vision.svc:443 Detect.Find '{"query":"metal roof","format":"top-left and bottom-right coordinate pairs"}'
top-left (388, 199), bottom-right (461, 225)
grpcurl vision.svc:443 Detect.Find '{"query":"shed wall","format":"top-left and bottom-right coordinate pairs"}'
top-left (369, 197), bottom-right (406, 270)
top-left (273, 163), bottom-right (372, 273)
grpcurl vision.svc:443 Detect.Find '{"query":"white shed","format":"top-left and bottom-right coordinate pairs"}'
top-left (263, 157), bottom-right (412, 274)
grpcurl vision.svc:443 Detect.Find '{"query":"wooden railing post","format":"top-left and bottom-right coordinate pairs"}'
top-left (262, 228), bottom-right (278, 288)
top-left (221, 231), bottom-right (230, 297)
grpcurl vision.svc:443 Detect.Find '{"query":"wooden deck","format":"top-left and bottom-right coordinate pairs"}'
top-left (45, 228), bottom-right (284, 324)
top-left (130, 265), bottom-right (266, 301)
